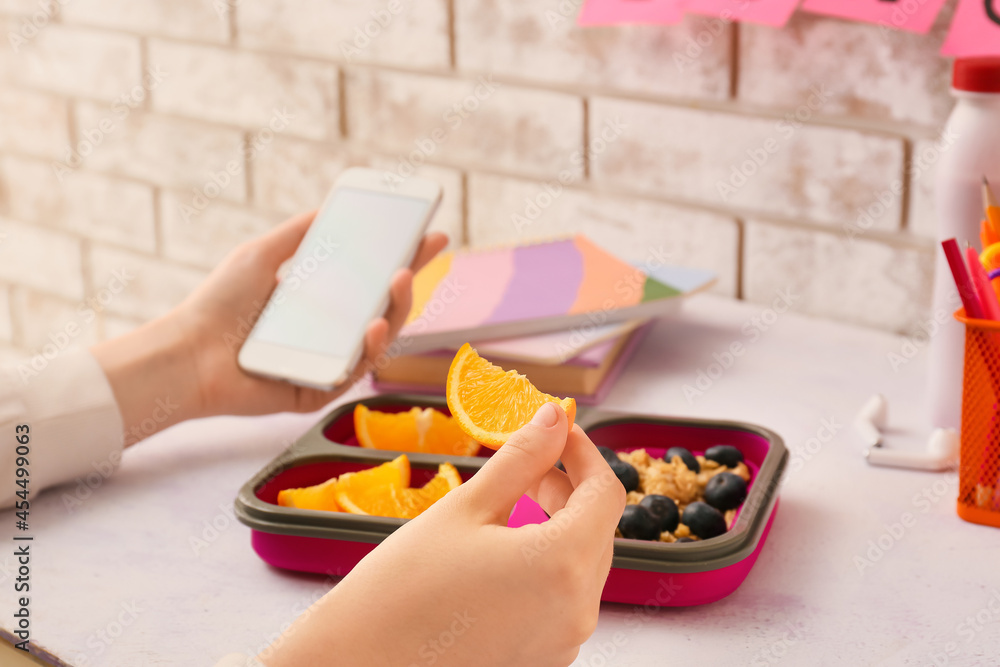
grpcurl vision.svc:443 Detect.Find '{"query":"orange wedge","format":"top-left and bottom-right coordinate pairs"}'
top-left (334, 455), bottom-right (411, 516)
top-left (277, 477), bottom-right (340, 512)
top-left (446, 343), bottom-right (576, 448)
top-left (392, 463), bottom-right (463, 519)
top-left (354, 404), bottom-right (480, 456)
top-left (337, 457), bottom-right (462, 519)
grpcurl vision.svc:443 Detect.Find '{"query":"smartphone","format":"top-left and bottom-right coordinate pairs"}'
top-left (238, 167), bottom-right (442, 390)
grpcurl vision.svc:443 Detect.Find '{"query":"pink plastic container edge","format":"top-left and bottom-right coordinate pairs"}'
top-left (249, 501), bottom-right (778, 607)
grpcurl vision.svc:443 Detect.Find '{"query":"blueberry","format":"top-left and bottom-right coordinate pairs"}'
top-left (608, 458), bottom-right (640, 493)
top-left (639, 494), bottom-right (679, 533)
top-left (665, 446), bottom-right (700, 473)
top-left (675, 537), bottom-right (696, 543)
top-left (703, 472), bottom-right (748, 511)
top-left (618, 505), bottom-right (661, 541)
top-left (681, 501), bottom-right (728, 540)
top-left (704, 445), bottom-right (744, 468)
top-left (597, 446), bottom-right (619, 463)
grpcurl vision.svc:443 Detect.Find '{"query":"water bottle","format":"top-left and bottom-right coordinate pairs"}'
top-left (928, 57), bottom-right (1000, 429)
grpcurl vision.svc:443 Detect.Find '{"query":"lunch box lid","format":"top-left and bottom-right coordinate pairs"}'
top-left (234, 395), bottom-right (788, 575)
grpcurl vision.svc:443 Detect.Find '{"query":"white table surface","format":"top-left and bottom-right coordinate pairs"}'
top-left (3, 294), bottom-right (999, 667)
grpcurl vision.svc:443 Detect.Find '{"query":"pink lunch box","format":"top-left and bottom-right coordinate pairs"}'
top-left (234, 394), bottom-right (787, 607)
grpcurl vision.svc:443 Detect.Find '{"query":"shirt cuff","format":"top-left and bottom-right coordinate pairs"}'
top-left (9, 349), bottom-right (124, 503)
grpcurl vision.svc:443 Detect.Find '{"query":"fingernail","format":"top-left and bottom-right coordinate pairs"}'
top-left (531, 402), bottom-right (559, 428)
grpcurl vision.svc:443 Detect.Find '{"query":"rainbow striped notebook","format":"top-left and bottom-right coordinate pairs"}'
top-left (399, 235), bottom-right (713, 354)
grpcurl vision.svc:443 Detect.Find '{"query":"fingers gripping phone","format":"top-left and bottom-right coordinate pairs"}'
top-left (238, 167), bottom-right (442, 390)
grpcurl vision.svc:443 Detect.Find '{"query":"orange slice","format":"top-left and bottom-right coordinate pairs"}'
top-left (277, 477), bottom-right (340, 512)
top-left (337, 457), bottom-right (462, 519)
top-left (446, 343), bottom-right (576, 448)
top-left (392, 463), bottom-right (463, 519)
top-left (334, 455), bottom-right (411, 516)
top-left (354, 404), bottom-right (480, 456)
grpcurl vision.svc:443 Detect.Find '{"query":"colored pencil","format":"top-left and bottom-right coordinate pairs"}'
top-left (966, 245), bottom-right (1000, 320)
top-left (984, 177), bottom-right (1000, 236)
top-left (942, 238), bottom-right (984, 319)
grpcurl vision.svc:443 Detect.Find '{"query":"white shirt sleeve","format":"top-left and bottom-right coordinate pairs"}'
top-left (1, 350), bottom-right (124, 510)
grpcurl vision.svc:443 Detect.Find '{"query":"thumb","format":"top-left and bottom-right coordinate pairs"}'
top-left (461, 403), bottom-right (567, 523)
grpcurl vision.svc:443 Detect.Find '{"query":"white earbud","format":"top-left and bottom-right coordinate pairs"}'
top-left (865, 428), bottom-right (960, 471)
top-left (854, 394), bottom-right (888, 447)
top-left (858, 394), bottom-right (888, 429)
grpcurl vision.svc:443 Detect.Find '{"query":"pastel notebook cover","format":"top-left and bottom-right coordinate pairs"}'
top-left (409, 321), bottom-right (635, 368)
top-left (801, 0), bottom-right (947, 33)
top-left (425, 319), bottom-right (644, 367)
top-left (375, 322), bottom-right (653, 405)
top-left (399, 235), bottom-right (714, 355)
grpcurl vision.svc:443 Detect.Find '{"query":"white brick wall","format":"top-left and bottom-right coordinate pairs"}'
top-left (346, 69), bottom-right (585, 180)
top-left (455, 7), bottom-right (731, 100)
top-left (148, 41), bottom-right (339, 140)
top-left (159, 192), bottom-right (276, 270)
top-left (744, 220), bottom-right (934, 331)
top-left (0, 1), bottom-right (952, 361)
top-left (1, 155), bottom-right (157, 251)
top-left (589, 98), bottom-right (906, 229)
top-left (0, 23), bottom-right (143, 100)
top-left (87, 244), bottom-right (207, 320)
top-left (739, 13), bottom-right (954, 128)
top-left (9, 287), bottom-right (101, 351)
top-left (467, 174), bottom-right (741, 296)
top-left (237, 0), bottom-right (450, 68)
top-left (0, 218), bottom-right (83, 300)
top-left (61, 0), bottom-right (230, 43)
top-left (73, 106), bottom-right (248, 201)
top-left (0, 88), bottom-right (69, 158)
top-left (0, 287), bottom-right (11, 343)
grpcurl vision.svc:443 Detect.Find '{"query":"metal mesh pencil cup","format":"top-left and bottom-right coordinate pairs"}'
top-left (954, 308), bottom-right (1000, 528)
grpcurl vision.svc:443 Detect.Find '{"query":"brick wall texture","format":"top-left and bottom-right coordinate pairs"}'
top-left (0, 0), bottom-right (956, 362)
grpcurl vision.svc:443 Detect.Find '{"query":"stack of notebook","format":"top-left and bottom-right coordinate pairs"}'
top-left (373, 235), bottom-right (715, 404)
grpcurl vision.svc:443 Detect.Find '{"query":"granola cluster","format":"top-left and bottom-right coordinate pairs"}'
top-left (617, 449), bottom-right (751, 542)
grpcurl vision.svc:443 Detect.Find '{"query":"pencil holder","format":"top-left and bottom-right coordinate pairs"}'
top-left (954, 308), bottom-right (1000, 528)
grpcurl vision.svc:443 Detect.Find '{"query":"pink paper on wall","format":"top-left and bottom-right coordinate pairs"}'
top-left (941, 0), bottom-right (1000, 57)
top-left (685, 0), bottom-right (800, 27)
top-left (577, 0), bottom-right (684, 26)
top-left (800, 0), bottom-right (948, 34)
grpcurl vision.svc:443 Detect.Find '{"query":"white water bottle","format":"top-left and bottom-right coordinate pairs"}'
top-left (928, 58), bottom-right (1000, 429)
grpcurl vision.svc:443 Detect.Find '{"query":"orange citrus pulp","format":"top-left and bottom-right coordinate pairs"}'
top-left (445, 343), bottom-right (576, 448)
top-left (354, 404), bottom-right (480, 456)
top-left (336, 455), bottom-right (462, 519)
top-left (276, 477), bottom-right (340, 512)
top-left (278, 456), bottom-right (463, 519)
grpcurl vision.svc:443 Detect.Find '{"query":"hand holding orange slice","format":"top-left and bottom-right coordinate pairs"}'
top-left (446, 343), bottom-right (576, 448)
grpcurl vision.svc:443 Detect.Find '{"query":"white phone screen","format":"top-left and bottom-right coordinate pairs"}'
top-left (249, 187), bottom-right (432, 357)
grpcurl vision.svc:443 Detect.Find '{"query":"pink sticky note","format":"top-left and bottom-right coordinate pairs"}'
top-left (685, 0), bottom-right (800, 27)
top-left (577, 0), bottom-right (684, 26)
top-left (801, 0), bottom-right (948, 34)
top-left (941, 0), bottom-right (1000, 57)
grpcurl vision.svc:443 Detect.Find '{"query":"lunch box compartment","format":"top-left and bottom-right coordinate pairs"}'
top-left (321, 397), bottom-right (492, 458)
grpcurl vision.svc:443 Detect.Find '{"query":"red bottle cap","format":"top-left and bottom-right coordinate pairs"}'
top-left (953, 57), bottom-right (1000, 93)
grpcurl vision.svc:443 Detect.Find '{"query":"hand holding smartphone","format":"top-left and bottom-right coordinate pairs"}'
top-left (238, 168), bottom-right (442, 390)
